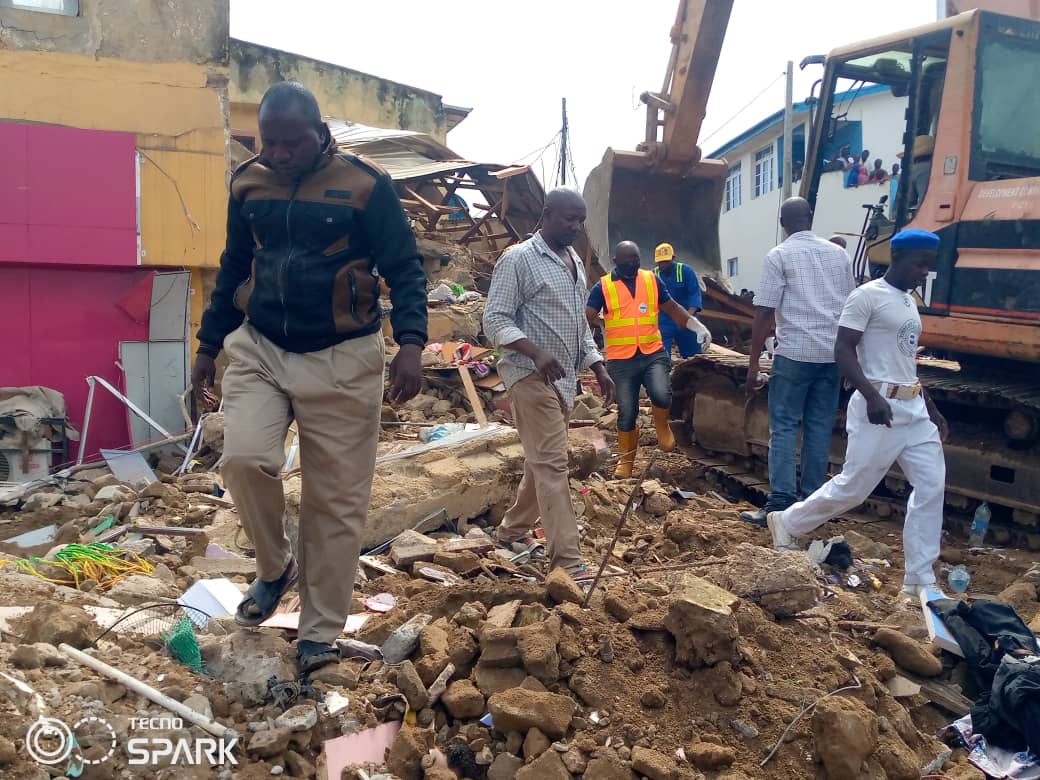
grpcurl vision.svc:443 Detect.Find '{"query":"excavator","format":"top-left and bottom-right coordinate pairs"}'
top-left (583, 0), bottom-right (1040, 532)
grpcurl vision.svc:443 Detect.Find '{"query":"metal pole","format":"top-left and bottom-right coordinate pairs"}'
top-left (76, 377), bottom-right (97, 466)
top-left (560, 97), bottom-right (568, 186)
top-left (782, 61), bottom-right (794, 199)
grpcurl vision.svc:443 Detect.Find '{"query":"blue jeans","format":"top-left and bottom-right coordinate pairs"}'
top-left (607, 349), bottom-right (672, 431)
top-left (660, 319), bottom-right (701, 366)
top-left (766, 355), bottom-right (841, 512)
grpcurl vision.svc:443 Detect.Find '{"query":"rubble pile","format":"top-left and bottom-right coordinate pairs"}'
top-left (2, 437), bottom-right (1031, 779)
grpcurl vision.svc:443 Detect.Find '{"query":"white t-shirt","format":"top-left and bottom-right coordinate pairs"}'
top-left (838, 278), bottom-right (921, 385)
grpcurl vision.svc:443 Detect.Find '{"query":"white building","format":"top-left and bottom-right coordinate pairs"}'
top-left (711, 85), bottom-right (906, 294)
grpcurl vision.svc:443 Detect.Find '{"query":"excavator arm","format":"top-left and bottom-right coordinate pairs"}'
top-left (639, 0), bottom-right (735, 172)
top-left (583, 0), bottom-right (734, 276)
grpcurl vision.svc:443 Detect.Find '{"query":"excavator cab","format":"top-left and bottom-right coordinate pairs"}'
top-left (802, 9), bottom-right (1040, 363)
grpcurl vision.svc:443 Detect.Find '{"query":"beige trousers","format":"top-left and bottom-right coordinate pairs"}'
top-left (499, 373), bottom-right (583, 574)
top-left (220, 323), bottom-right (385, 644)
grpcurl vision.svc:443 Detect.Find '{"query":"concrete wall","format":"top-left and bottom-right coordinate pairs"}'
top-left (0, 0), bottom-right (230, 350)
top-left (0, 0), bottom-right (228, 63)
top-left (718, 91), bottom-right (906, 294)
top-left (230, 39), bottom-right (448, 144)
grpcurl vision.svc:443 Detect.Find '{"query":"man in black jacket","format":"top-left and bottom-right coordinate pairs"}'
top-left (192, 82), bottom-right (426, 676)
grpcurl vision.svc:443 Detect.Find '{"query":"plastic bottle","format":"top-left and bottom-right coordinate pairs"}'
top-left (969, 502), bottom-right (991, 547)
top-left (948, 564), bottom-right (971, 594)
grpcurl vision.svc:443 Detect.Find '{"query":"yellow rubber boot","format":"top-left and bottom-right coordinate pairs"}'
top-left (653, 406), bottom-right (675, 453)
top-left (614, 429), bottom-right (638, 479)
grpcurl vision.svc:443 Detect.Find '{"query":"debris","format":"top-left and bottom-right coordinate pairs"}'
top-left (873, 626), bottom-right (943, 677)
top-left (487, 687), bottom-right (575, 739)
top-left (705, 542), bottom-right (819, 617)
top-left (382, 613), bottom-right (433, 664)
top-left (545, 567), bottom-right (584, 605)
top-left (664, 573), bottom-right (741, 668)
top-left (631, 746), bottom-right (677, 780)
top-left (22, 602), bottom-right (96, 648)
top-left (687, 741), bottom-right (736, 770)
top-left (177, 577), bottom-right (245, 627)
top-left (322, 722), bottom-right (402, 777)
top-left (810, 696), bottom-right (879, 780)
top-left (59, 642), bottom-right (235, 738)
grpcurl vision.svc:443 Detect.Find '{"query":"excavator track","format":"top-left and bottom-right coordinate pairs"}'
top-left (671, 352), bottom-right (1040, 548)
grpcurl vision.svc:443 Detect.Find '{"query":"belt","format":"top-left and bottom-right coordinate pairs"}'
top-left (872, 381), bottom-right (922, 400)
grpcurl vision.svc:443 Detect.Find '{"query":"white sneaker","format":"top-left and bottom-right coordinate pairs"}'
top-left (766, 511), bottom-right (801, 551)
top-left (899, 583), bottom-right (941, 599)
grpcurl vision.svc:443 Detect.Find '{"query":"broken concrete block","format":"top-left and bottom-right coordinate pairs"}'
top-left (390, 530), bottom-right (439, 567)
top-left (204, 630), bottom-right (295, 706)
top-left (188, 556), bottom-right (257, 578)
top-left (386, 725), bottom-right (433, 780)
top-left (473, 663), bottom-right (526, 696)
top-left (487, 687), bottom-right (575, 739)
top-left (21, 492), bottom-right (63, 512)
top-left (23, 602), bottom-right (95, 649)
top-left (873, 627), bottom-right (942, 677)
top-left (106, 574), bottom-right (180, 606)
top-left (663, 573), bottom-right (740, 668)
top-left (686, 741), bottom-right (736, 770)
top-left (582, 757), bottom-right (636, 780)
top-left (246, 727), bottom-right (291, 759)
top-left (705, 543), bottom-right (819, 617)
top-left (274, 703), bottom-right (318, 733)
top-left (441, 679), bottom-right (485, 719)
top-left (517, 743), bottom-right (571, 779)
top-left (395, 660), bottom-right (428, 711)
top-left (631, 746), bottom-right (677, 780)
top-left (811, 696), bottom-right (879, 780)
top-left (545, 568), bottom-right (584, 605)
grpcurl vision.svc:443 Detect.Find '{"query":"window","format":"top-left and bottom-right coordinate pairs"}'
top-left (0, 0), bottom-right (78, 14)
top-left (724, 164), bottom-right (742, 212)
top-left (754, 144), bottom-right (776, 197)
top-left (727, 257), bottom-right (739, 277)
top-left (972, 18), bottom-right (1040, 180)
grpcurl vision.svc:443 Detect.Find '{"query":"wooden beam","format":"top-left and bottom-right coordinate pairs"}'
top-left (459, 198), bottom-right (504, 244)
top-left (457, 365), bottom-right (488, 428)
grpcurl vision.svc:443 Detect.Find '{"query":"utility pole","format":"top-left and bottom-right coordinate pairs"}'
top-left (560, 97), bottom-right (568, 186)
top-left (781, 61), bottom-right (794, 199)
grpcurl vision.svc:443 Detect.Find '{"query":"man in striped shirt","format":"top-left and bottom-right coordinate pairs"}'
top-left (483, 189), bottom-right (615, 582)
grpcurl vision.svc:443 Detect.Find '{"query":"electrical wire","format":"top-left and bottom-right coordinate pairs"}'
top-left (510, 130), bottom-right (562, 166)
top-left (700, 72), bottom-right (787, 149)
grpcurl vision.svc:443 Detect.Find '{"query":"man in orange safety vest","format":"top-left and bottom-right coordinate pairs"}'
top-left (586, 241), bottom-right (712, 478)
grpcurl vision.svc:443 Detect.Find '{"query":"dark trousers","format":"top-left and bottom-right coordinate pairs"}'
top-left (607, 349), bottom-right (672, 432)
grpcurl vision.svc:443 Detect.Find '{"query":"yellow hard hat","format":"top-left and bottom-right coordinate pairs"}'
top-left (654, 243), bottom-right (675, 262)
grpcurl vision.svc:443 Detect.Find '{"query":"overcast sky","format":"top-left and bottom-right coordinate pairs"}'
top-left (230, 0), bottom-right (938, 190)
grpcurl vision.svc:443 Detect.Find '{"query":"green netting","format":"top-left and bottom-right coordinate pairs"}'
top-left (161, 616), bottom-right (203, 672)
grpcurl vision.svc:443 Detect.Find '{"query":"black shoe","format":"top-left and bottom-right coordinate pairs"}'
top-left (738, 508), bottom-right (768, 527)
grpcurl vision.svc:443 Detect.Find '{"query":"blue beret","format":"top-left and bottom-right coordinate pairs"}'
top-left (891, 228), bottom-right (940, 250)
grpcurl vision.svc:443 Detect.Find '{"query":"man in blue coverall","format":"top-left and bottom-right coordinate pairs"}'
top-left (654, 242), bottom-right (704, 365)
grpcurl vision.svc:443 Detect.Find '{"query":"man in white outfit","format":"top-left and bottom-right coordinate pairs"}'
top-left (768, 228), bottom-right (949, 598)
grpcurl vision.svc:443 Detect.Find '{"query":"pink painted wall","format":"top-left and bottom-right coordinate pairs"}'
top-left (0, 267), bottom-right (153, 460)
top-left (0, 122), bottom-right (138, 267)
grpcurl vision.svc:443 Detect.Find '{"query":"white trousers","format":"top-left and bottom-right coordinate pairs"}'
top-left (781, 391), bottom-right (946, 586)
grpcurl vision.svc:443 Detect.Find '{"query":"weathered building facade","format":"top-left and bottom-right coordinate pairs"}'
top-left (0, 0), bottom-right (230, 455)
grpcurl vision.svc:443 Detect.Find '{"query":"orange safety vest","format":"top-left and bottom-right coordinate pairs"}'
top-left (601, 269), bottom-right (664, 361)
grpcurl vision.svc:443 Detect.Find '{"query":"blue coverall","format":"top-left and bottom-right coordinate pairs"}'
top-left (655, 262), bottom-right (703, 363)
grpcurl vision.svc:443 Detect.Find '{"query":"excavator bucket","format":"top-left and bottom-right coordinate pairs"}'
top-left (583, 149), bottom-right (727, 276)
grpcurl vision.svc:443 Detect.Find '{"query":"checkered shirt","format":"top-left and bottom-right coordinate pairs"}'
top-left (483, 232), bottom-right (603, 409)
top-left (753, 230), bottom-right (855, 363)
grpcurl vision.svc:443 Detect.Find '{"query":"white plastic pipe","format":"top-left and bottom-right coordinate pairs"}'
top-left (58, 644), bottom-right (234, 739)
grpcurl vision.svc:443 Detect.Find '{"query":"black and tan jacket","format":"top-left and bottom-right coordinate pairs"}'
top-left (197, 138), bottom-right (427, 357)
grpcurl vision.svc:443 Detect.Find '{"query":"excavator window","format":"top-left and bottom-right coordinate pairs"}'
top-left (971, 17), bottom-right (1040, 181)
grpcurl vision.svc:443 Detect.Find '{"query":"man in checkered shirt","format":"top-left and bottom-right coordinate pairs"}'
top-left (483, 188), bottom-right (615, 582)
top-left (740, 197), bottom-right (855, 526)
